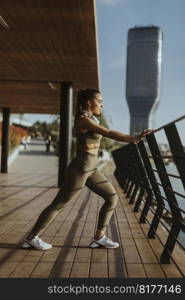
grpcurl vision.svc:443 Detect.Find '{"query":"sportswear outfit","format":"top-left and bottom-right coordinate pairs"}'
top-left (22, 112), bottom-right (119, 249)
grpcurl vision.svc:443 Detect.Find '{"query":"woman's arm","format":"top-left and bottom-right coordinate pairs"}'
top-left (77, 116), bottom-right (151, 144)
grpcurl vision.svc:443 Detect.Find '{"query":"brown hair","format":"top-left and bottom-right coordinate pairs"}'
top-left (75, 88), bottom-right (100, 122)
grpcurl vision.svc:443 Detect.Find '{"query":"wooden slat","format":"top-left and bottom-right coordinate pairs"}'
top-left (0, 261), bottom-right (19, 277)
top-left (117, 222), bottom-right (132, 238)
top-left (30, 262), bottom-right (54, 278)
top-left (9, 261), bottom-right (38, 278)
top-left (40, 248), bottom-right (62, 262)
top-left (121, 238), bottom-right (141, 263)
top-left (74, 247), bottom-right (92, 263)
top-left (109, 164), bottom-right (184, 278)
top-left (57, 263), bottom-right (73, 278)
top-left (0, 156), bottom-right (184, 278)
top-left (91, 248), bottom-right (107, 263)
top-left (0, 0), bottom-right (99, 113)
top-left (70, 262), bottom-right (90, 278)
top-left (161, 264), bottom-right (182, 278)
top-left (126, 263), bottom-right (146, 278)
top-left (89, 263), bottom-right (108, 278)
top-left (144, 264), bottom-right (165, 278)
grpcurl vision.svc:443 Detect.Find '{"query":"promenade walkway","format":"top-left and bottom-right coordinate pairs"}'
top-left (0, 139), bottom-right (184, 278)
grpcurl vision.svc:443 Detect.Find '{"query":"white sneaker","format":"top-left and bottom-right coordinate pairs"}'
top-left (22, 236), bottom-right (52, 250)
top-left (89, 235), bottom-right (119, 249)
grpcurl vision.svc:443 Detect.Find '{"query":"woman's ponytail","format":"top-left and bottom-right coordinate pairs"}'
top-left (75, 89), bottom-right (84, 123)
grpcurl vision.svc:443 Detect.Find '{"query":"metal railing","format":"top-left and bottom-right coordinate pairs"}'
top-left (112, 115), bottom-right (185, 266)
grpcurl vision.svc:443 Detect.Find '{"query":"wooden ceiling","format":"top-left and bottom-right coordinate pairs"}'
top-left (0, 0), bottom-right (100, 114)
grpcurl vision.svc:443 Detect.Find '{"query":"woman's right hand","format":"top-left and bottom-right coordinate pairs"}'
top-left (132, 129), bottom-right (153, 144)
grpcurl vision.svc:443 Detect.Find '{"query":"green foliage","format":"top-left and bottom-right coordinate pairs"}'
top-left (31, 118), bottom-right (60, 154)
top-left (31, 119), bottom-right (59, 138)
top-left (30, 113), bottom-right (122, 156)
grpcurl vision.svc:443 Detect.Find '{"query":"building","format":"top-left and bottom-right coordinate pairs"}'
top-left (126, 26), bottom-right (163, 135)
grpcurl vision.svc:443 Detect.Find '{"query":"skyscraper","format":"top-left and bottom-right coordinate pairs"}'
top-left (126, 26), bottom-right (163, 135)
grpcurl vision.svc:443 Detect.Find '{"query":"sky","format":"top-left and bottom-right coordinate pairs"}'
top-left (24, 0), bottom-right (185, 144)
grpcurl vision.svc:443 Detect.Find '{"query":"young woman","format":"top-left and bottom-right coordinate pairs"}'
top-left (22, 89), bottom-right (151, 250)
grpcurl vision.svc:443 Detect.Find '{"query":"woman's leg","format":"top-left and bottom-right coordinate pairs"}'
top-left (85, 170), bottom-right (118, 239)
top-left (27, 165), bottom-right (93, 239)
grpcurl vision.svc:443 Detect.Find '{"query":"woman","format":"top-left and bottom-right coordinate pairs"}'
top-left (22, 88), bottom-right (151, 250)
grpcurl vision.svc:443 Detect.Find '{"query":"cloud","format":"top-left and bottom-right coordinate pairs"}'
top-left (97, 0), bottom-right (123, 6)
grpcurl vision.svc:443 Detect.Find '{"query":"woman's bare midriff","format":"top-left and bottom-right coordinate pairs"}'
top-left (78, 143), bottom-right (100, 155)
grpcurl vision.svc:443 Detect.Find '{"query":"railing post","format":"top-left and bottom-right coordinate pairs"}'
top-left (112, 115), bottom-right (185, 265)
top-left (146, 133), bottom-right (183, 263)
top-left (138, 140), bottom-right (165, 238)
top-left (123, 178), bottom-right (130, 190)
top-left (133, 145), bottom-right (154, 222)
top-left (129, 184), bottom-right (139, 204)
top-left (164, 123), bottom-right (185, 190)
top-left (133, 189), bottom-right (145, 212)
top-left (126, 181), bottom-right (134, 198)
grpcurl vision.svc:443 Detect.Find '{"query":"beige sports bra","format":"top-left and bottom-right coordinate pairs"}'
top-left (76, 113), bottom-right (102, 154)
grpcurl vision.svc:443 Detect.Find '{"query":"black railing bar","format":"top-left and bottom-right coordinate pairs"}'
top-left (148, 155), bottom-right (184, 159)
top-left (157, 182), bottom-right (185, 199)
top-left (168, 188), bottom-right (185, 200)
top-left (145, 115), bottom-right (185, 135)
top-left (148, 155), bottom-right (174, 159)
top-left (137, 205), bottom-right (185, 252)
top-left (152, 169), bottom-right (180, 179)
top-left (154, 190), bottom-right (185, 213)
top-left (154, 222), bottom-right (185, 257)
top-left (127, 180), bottom-right (184, 212)
top-left (143, 184), bottom-right (168, 203)
top-left (142, 208), bottom-right (185, 257)
top-left (126, 196), bottom-right (184, 274)
top-left (136, 206), bottom-right (185, 272)
top-left (148, 155), bottom-right (183, 160)
top-left (149, 179), bottom-right (185, 199)
top-left (128, 179), bottom-right (169, 203)
top-left (145, 191), bottom-right (185, 216)
top-left (141, 193), bottom-right (168, 211)
top-left (150, 199), bottom-right (171, 213)
top-left (142, 192), bottom-right (185, 214)
top-left (151, 214), bottom-right (185, 244)
top-left (143, 205), bottom-right (171, 232)
top-left (129, 183), bottom-right (156, 198)
top-left (139, 194), bottom-right (184, 217)
top-left (148, 156), bottom-right (183, 160)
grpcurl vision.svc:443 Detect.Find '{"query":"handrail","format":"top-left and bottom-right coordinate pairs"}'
top-left (148, 115), bottom-right (185, 134)
top-left (112, 115), bottom-right (185, 265)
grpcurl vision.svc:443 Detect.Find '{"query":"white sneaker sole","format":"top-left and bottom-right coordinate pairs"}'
top-left (22, 241), bottom-right (32, 249)
top-left (21, 240), bottom-right (52, 250)
top-left (89, 241), bottom-right (119, 249)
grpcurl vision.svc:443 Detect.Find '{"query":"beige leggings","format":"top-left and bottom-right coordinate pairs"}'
top-left (30, 152), bottom-right (118, 236)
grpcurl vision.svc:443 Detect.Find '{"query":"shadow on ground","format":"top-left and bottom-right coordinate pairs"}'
top-left (19, 151), bottom-right (57, 156)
